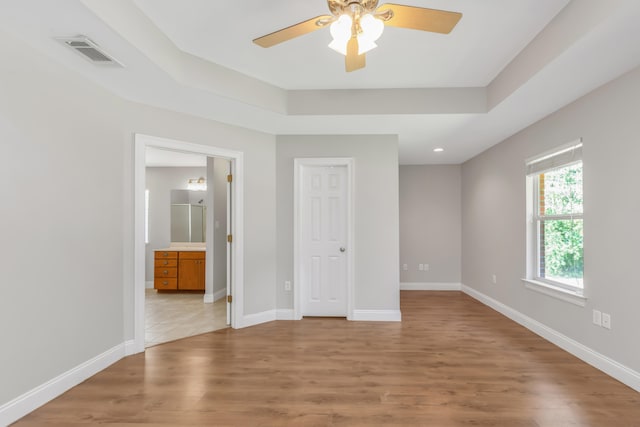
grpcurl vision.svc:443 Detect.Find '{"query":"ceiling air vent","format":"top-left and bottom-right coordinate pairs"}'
top-left (56, 36), bottom-right (123, 67)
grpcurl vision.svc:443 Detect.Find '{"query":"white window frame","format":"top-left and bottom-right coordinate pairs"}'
top-left (523, 140), bottom-right (586, 306)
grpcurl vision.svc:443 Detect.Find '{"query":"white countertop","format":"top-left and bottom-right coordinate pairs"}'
top-left (155, 244), bottom-right (206, 252)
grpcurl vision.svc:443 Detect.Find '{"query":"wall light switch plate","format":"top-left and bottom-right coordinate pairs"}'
top-left (592, 309), bottom-right (602, 326)
top-left (602, 313), bottom-right (611, 329)
top-left (418, 264), bottom-right (424, 271)
top-left (424, 264), bottom-right (429, 271)
top-left (402, 264), bottom-right (408, 271)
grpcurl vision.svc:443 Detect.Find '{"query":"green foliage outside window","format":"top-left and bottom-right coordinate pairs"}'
top-left (540, 163), bottom-right (583, 282)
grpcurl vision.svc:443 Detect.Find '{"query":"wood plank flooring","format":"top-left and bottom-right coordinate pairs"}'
top-left (14, 292), bottom-right (640, 426)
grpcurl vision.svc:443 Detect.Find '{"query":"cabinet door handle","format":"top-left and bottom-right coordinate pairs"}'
top-left (163, 261), bottom-right (168, 265)
top-left (163, 270), bottom-right (168, 274)
top-left (162, 281), bottom-right (168, 285)
top-left (163, 252), bottom-right (169, 257)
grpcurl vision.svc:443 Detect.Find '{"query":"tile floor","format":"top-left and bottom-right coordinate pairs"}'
top-left (145, 289), bottom-right (228, 347)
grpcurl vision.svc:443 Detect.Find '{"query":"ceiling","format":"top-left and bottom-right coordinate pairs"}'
top-left (132, 0), bottom-right (564, 90)
top-left (1, 0), bottom-right (640, 164)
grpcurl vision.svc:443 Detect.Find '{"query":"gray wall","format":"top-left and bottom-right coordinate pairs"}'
top-left (399, 165), bottom-right (461, 284)
top-left (0, 31), bottom-right (276, 407)
top-left (120, 99), bottom-right (278, 330)
top-left (276, 135), bottom-right (400, 312)
top-left (462, 65), bottom-right (640, 373)
top-left (145, 166), bottom-right (207, 282)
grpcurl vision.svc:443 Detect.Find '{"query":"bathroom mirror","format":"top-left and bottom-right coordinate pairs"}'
top-left (170, 190), bottom-right (206, 242)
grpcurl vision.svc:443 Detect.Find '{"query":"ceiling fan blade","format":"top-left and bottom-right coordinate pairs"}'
top-left (378, 3), bottom-right (462, 34)
top-left (345, 37), bottom-right (366, 72)
top-left (253, 15), bottom-right (333, 48)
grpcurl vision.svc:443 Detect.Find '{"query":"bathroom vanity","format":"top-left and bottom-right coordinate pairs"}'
top-left (154, 248), bottom-right (205, 291)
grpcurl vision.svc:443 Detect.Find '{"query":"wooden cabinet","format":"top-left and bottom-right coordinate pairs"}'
top-left (178, 252), bottom-right (205, 290)
top-left (154, 250), bottom-right (204, 291)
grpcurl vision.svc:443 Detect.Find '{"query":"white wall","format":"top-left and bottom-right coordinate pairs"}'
top-left (121, 97), bottom-right (277, 334)
top-left (399, 165), bottom-right (461, 284)
top-left (276, 135), bottom-right (400, 313)
top-left (145, 166), bottom-right (206, 282)
top-left (0, 30), bottom-right (276, 409)
top-left (0, 33), bottom-right (125, 406)
top-left (462, 65), bottom-right (640, 374)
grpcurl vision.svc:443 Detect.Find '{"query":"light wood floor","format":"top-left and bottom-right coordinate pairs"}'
top-left (15, 292), bottom-right (640, 426)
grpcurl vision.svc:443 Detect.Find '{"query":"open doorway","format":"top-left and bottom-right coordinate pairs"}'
top-left (133, 134), bottom-right (244, 354)
top-left (144, 150), bottom-right (230, 347)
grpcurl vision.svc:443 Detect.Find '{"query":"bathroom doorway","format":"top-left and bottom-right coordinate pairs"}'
top-left (133, 134), bottom-right (244, 354)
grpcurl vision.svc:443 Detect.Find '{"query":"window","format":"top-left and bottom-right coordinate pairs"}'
top-left (526, 141), bottom-right (583, 295)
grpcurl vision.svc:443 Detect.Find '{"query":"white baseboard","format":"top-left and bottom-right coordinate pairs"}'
top-left (461, 284), bottom-right (640, 393)
top-left (0, 342), bottom-right (126, 426)
top-left (400, 282), bottom-right (462, 291)
top-left (213, 288), bottom-right (227, 301)
top-left (123, 339), bottom-right (137, 356)
top-left (145, 281), bottom-right (153, 289)
top-left (351, 310), bottom-right (402, 322)
top-left (276, 309), bottom-right (295, 320)
top-left (204, 289), bottom-right (226, 304)
top-left (241, 310), bottom-right (276, 328)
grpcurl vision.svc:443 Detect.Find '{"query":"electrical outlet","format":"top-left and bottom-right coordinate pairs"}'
top-left (418, 264), bottom-right (424, 271)
top-left (592, 309), bottom-right (602, 326)
top-left (402, 264), bottom-right (408, 271)
top-left (492, 274), bottom-right (497, 284)
top-left (284, 281), bottom-right (292, 292)
top-left (602, 313), bottom-right (611, 330)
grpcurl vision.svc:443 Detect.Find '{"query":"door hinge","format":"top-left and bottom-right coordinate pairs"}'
top-left (227, 295), bottom-right (232, 303)
top-left (227, 234), bottom-right (233, 243)
top-left (227, 174), bottom-right (233, 183)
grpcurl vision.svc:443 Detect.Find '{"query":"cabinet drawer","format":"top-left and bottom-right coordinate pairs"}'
top-left (154, 278), bottom-right (177, 290)
top-left (178, 251), bottom-right (205, 260)
top-left (155, 251), bottom-right (177, 259)
top-left (155, 258), bottom-right (177, 268)
top-left (154, 267), bottom-right (177, 278)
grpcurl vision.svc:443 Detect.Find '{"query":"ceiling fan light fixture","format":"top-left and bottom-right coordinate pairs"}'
top-left (329, 13), bottom-right (384, 56)
top-left (329, 14), bottom-right (353, 54)
top-left (359, 14), bottom-right (384, 42)
top-left (356, 38), bottom-right (377, 55)
top-left (253, 1), bottom-right (462, 72)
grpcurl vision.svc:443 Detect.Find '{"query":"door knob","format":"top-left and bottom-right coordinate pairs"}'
top-left (340, 247), bottom-right (346, 252)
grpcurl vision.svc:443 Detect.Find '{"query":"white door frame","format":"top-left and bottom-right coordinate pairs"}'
top-left (293, 158), bottom-right (355, 320)
top-left (133, 133), bottom-right (244, 353)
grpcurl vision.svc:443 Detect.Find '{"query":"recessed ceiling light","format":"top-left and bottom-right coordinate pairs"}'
top-left (433, 147), bottom-right (444, 153)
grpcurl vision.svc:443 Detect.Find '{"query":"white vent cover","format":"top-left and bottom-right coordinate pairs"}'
top-left (55, 36), bottom-right (123, 67)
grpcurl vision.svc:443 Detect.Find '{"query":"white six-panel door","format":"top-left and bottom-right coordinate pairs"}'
top-left (299, 163), bottom-right (349, 317)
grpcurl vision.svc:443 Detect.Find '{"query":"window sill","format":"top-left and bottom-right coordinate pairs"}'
top-left (521, 279), bottom-right (587, 307)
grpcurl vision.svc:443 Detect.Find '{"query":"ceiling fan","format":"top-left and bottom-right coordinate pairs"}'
top-left (253, 0), bottom-right (462, 72)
